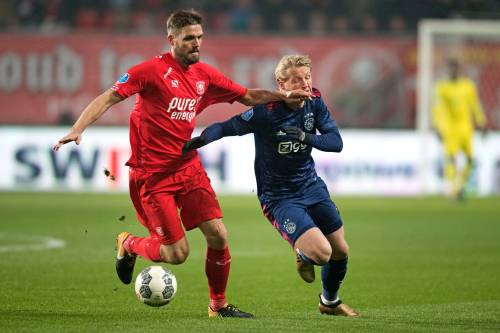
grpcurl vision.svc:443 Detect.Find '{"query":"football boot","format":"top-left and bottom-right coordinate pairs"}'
top-left (208, 304), bottom-right (255, 318)
top-left (115, 231), bottom-right (137, 284)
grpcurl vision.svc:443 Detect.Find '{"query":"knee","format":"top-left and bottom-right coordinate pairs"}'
top-left (311, 243), bottom-right (332, 266)
top-left (160, 246), bottom-right (189, 265)
top-left (332, 242), bottom-right (349, 260)
top-left (170, 249), bottom-right (189, 264)
top-left (204, 220), bottom-right (228, 250)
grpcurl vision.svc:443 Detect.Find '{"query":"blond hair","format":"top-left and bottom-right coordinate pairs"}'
top-left (274, 55), bottom-right (312, 81)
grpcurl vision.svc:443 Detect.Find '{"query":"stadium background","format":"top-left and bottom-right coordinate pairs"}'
top-left (2, 0), bottom-right (500, 196)
top-left (1, 1), bottom-right (499, 332)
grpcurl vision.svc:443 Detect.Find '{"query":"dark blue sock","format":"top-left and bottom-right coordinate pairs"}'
top-left (321, 257), bottom-right (348, 302)
top-left (296, 249), bottom-right (319, 265)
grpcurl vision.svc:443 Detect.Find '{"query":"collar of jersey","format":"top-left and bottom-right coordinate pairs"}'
top-left (164, 52), bottom-right (192, 72)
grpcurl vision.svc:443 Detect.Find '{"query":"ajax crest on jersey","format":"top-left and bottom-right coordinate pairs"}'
top-left (135, 266), bottom-right (177, 307)
top-left (304, 117), bottom-right (314, 131)
top-left (284, 219), bottom-right (297, 234)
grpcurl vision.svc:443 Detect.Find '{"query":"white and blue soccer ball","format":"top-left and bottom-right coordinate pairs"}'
top-left (134, 266), bottom-right (177, 307)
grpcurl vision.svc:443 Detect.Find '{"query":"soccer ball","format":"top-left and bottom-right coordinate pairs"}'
top-left (134, 266), bottom-right (177, 307)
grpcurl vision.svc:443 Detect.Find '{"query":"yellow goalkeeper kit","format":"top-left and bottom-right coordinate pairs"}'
top-left (432, 77), bottom-right (485, 157)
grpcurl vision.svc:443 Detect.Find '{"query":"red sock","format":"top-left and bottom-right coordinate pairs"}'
top-left (127, 236), bottom-right (162, 262)
top-left (206, 247), bottom-right (231, 310)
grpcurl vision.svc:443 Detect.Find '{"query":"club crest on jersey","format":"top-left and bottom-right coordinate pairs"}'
top-left (155, 227), bottom-right (164, 236)
top-left (196, 81), bottom-right (205, 95)
top-left (117, 73), bottom-right (129, 84)
top-left (304, 112), bottom-right (314, 131)
top-left (284, 219), bottom-right (296, 234)
top-left (241, 109), bottom-right (254, 121)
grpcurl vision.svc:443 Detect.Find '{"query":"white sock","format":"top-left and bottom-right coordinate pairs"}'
top-left (321, 294), bottom-right (340, 305)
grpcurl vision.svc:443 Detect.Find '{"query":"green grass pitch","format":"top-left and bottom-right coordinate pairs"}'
top-left (0, 192), bottom-right (499, 332)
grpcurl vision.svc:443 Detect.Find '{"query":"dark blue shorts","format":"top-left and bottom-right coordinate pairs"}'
top-left (260, 182), bottom-right (343, 246)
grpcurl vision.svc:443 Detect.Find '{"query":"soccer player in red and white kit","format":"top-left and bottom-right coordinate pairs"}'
top-left (53, 9), bottom-right (311, 318)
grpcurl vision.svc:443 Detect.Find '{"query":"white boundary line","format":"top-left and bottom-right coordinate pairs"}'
top-left (0, 234), bottom-right (66, 253)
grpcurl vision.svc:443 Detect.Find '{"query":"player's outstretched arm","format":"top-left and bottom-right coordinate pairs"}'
top-left (182, 115), bottom-right (252, 155)
top-left (182, 135), bottom-right (209, 155)
top-left (53, 90), bottom-right (124, 151)
top-left (182, 125), bottom-right (227, 156)
top-left (238, 88), bottom-right (311, 106)
top-left (282, 126), bottom-right (343, 152)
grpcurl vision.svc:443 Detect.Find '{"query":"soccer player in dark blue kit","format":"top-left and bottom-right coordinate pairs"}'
top-left (183, 55), bottom-right (358, 316)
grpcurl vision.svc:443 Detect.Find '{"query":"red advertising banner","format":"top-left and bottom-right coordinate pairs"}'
top-left (0, 33), bottom-right (419, 128)
top-left (2, 33), bottom-right (500, 128)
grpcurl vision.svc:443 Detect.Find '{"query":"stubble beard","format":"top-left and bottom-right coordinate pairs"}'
top-left (186, 53), bottom-right (200, 65)
top-left (175, 49), bottom-right (200, 67)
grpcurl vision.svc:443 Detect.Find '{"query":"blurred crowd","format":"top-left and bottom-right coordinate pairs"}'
top-left (1, 0), bottom-right (500, 35)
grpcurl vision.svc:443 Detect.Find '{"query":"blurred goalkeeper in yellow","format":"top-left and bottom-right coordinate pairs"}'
top-left (432, 59), bottom-right (486, 199)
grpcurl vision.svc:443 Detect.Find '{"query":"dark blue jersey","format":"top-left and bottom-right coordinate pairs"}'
top-left (201, 89), bottom-right (343, 201)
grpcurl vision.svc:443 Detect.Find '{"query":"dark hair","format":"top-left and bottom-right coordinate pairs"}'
top-left (167, 9), bottom-right (203, 35)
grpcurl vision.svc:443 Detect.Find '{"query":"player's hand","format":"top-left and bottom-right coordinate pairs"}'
top-left (53, 129), bottom-right (82, 151)
top-left (282, 126), bottom-right (311, 144)
top-left (182, 135), bottom-right (207, 155)
top-left (284, 89), bottom-right (312, 103)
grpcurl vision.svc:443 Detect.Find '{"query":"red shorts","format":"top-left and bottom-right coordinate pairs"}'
top-left (129, 160), bottom-right (222, 245)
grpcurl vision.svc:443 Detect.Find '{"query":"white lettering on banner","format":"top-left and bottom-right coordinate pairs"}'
top-left (1, 128), bottom-right (500, 196)
top-left (0, 45), bottom-right (83, 93)
top-left (100, 49), bottom-right (116, 90)
top-left (0, 53), bottom-right (22, 91)
top-left (99, 49), bottom-right (144, 90)
top-left (27, 53), bottom-right (53, 91)
top-left (55, 45), bottom-right (83, 92)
